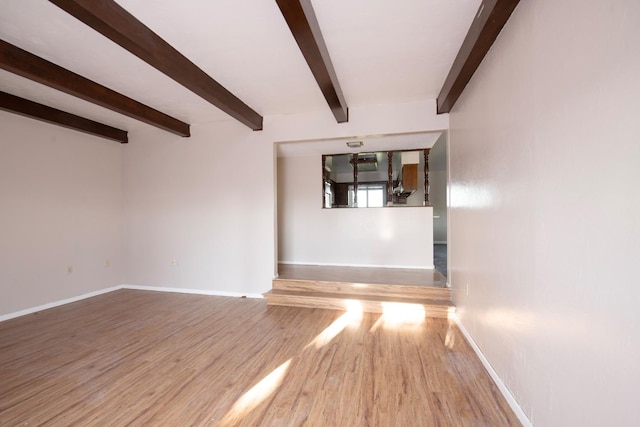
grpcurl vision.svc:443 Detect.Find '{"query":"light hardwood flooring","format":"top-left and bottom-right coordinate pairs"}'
top-left (0, 290), bottom-right (520, 426)
top-left (277, 264), bottom-right (448, 288)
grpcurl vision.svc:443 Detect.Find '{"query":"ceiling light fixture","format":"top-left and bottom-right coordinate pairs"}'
top-left (346, 141), bottom-right (363, 148)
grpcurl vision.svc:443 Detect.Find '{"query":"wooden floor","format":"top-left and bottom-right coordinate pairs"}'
top-left (278, 264), bottom-right (448, 288)
top-left (267, 264), bottom-right (453, 316)
top-left (0, 290), bottom-right (520, 426)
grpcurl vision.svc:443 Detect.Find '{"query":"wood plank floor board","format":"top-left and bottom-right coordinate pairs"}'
top-left (264, 289), bottom-right (453, 318)
top-left (271, 280), bottom-right (451, 301)
top-left (265, 289), bottom-right (453, 305)
top-left (269, 264), bottom-right (452, 316)
top-left (0, 290), bottom-right (520, 426)
top-left (277, 264), bottom-right (448, 288)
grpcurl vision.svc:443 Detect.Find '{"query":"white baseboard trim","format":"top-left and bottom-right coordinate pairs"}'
top-left (0, 285), bottom-right (265, 323)
top-left (121, 284), bottom-right (264, 299)
top-left (0, 286), bottom-right (122, 323)
top-left (452, 315), bottom-right (532, 427)
top-left (278, 261), bottom-right (434, 270)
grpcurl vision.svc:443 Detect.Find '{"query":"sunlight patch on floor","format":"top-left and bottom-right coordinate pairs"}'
top-left (305, 300), bottom-right (363, 349)
top-left (368, 302), bottom-right (426, 332)
top-left (382, 302), bottom-right (426, 324)
top-left (219, 359), bottom-right (291, 426)
top-left (445, 317), bottom-right (457, 349)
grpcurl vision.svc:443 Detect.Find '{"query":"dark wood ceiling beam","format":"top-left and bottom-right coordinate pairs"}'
top-left (0, 91), bottom-right (128, 143)
top-left (437, 0), bottom-right (520, 114)
top-left (49, 0), bottom-right (264, 131)
top-left (276, 0), bottom-right (348, 123)
top-left (0, 39), bottom-right (190, 137)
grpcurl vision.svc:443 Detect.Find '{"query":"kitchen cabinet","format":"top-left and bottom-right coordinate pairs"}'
top-left (402, 164), bottom-right (418, 191)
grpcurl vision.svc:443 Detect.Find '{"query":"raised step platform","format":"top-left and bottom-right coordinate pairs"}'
top-left (264, 265), bottom-right (455, 318)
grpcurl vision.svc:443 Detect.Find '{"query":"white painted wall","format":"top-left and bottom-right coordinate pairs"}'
top-left (0, 99), bottom-right (446, 315)
top-left (121, 121), bottom-right (274, 296)
top-left (278, 155), bottom-right (433, 268)
top-left (0, 112), bottom-right (123, 315)
top-left (122, 100), bottom-right (447, 293)
top-left (449, 0), bottom-right (640, 425)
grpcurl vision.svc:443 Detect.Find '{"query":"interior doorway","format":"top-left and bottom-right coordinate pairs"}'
top-left (274, 131), bottom-right (445, 274)
top-left (429, 133), bottom-right (448, 279)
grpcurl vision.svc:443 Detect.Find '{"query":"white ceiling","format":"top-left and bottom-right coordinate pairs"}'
top-left (0, 0), bottom-right (480, 134)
